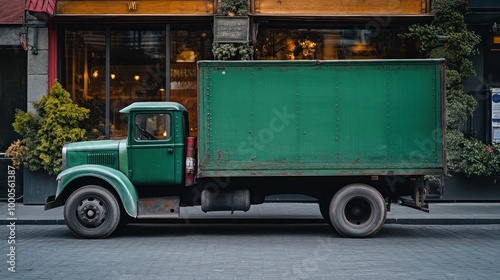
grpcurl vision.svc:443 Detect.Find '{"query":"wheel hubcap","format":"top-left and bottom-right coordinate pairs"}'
top-left (344, 198), bottom-right (371, 225)
top-left (76, 197), bottom-right (107, 228)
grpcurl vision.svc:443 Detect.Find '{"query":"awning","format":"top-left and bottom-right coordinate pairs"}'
top-left (0, 0), bottom-right (24, 24)
top-left (25, 0), bottom-right (56, 20)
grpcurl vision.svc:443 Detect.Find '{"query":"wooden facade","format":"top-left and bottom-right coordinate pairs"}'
top-left (55, 0), bottom-right (429, 16)
top-left (252, 0), bottom-right (429, 15)
top-left (56, 0), bottom-right (215, 15)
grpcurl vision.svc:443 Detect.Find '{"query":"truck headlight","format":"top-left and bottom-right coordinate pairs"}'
top-left (62, 144), bottom-right (67, 171)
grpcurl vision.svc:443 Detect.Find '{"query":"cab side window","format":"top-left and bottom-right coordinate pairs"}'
top-left (134, 113), bottom-right (171, 141)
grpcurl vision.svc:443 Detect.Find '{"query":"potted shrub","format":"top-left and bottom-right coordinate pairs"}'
top-left (7, 81), bottom-right (89, 204)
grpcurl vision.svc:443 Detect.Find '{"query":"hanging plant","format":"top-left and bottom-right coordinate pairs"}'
top-left (216, 0), bottom-right (249, 16)
top-left (212, 43), bottom-right (253, 60)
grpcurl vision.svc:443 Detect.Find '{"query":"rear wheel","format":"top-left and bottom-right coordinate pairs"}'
top-left (329, 184), bottom-right (386, 238)
top-left (64, 185), bottom-right (121, 239)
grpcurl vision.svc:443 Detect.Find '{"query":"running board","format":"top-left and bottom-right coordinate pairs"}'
top-left (137, 197), bottom-right (180, 219)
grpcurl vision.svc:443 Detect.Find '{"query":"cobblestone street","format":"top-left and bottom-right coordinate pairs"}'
top-left (1, 223), bottom-right (499, 279)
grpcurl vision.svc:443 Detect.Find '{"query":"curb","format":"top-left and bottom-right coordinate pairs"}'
top-left (384, 218), bottom-right (500, 225)
top-left (0, 219), bottom-right (67, 225)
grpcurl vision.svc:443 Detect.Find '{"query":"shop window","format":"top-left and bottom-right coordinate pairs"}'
top-left (64, 30), bottom-right (107, 139)
top-left (110, 30), bottom-right (167, 138)
top-left (255, 28), bottom-right (408, 60)
top-left (62, 27), bottom-right (211, 140)
top-left (170, 30), bottom-right (213, 136)
top-left (63, 29), bottom-right (166, 139)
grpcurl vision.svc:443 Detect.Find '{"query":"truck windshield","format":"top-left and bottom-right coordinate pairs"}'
top-left (134, 113), bottom-right (171, 141)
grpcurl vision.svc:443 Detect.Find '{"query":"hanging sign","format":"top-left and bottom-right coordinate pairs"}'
top-left (213, 16), bottom-right (249, 43)
top-left (492, 88), bottom-right (500, 142)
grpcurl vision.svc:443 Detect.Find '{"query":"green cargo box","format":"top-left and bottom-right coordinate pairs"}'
top-left (197, 60), bottom-right (446, 178)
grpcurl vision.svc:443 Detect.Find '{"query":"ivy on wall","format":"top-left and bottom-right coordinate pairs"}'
top-left (400, 0), bottom-right (481, 174)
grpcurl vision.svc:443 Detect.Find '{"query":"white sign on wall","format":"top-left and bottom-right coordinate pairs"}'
top-left (492, 88), bottom-right (500, 142)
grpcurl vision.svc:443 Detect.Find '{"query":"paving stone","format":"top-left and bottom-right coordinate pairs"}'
top-left (1, 224), bottom-right (499, 279)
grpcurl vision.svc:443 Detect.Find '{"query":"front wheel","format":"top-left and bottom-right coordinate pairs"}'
top-left (329, 184), bottom-right (386, 238)
top-left (64, 185), bottom-right (121, 239)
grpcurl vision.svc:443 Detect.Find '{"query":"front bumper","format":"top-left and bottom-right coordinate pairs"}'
top-left (44, 195), bottom-right (63, 211)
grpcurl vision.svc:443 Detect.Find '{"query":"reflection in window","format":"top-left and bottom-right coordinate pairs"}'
top-left (110, 30), bottom-right (167, 138)
top-left (170, 30), bottom-right (213, 137)
top-left (135, 113), bottom-right (171, 141)
top-left (63, 29), bottom-right (167, 140)
top-left (256, 28), bottom-right (410, 60)
top-left (64, 30), bottom-right (106, 140)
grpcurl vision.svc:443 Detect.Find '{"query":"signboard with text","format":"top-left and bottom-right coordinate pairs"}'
top-left (213, 16), bottom-right (249, 43)
top-left (492, 88), bottom-right (500, 142)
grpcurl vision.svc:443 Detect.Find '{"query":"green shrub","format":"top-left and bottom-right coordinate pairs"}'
top-left (7, 81), bottom-right (89, 175)
top-left (459, 139), bottom-right (500, 176)
top-left (400, 0), bottom-right (481, 173)
top-left (216, 0), bottom-right (248, 16)
top-left (212, 43), bottom-right (253, 60)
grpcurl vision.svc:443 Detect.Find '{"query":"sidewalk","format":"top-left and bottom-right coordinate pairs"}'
top-left (1, 202), bottom-right (500, 225)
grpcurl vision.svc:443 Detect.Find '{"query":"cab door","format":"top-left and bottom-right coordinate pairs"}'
top-left (128, 111), bottom-right (178, 185)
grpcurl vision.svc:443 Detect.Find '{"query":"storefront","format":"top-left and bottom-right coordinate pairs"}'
top-left (51, 0), bottom-right (432, 139)
top-left (465, 0), bottom-right (500, 144)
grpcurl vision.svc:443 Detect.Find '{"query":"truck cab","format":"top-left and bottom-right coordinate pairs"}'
top-left (120, 102), bottom-right (188, 186)
top-left (46, 102), bottom-right (190, 238)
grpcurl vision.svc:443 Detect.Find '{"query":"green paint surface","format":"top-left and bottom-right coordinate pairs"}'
top-left (198, 60), bottom-right (445, 177)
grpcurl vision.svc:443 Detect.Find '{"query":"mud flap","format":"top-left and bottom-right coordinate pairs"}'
top-left (399, 178), bottom-right (429, 212)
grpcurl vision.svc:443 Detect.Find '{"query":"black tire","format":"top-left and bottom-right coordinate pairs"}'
top-left (64, 185), bottom-right (121, 239)
top-left (329, 184), bottom-right (386, 238)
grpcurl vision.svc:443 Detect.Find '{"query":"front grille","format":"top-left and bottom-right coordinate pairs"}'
top-left (88, 153), bottom-right (115, 166)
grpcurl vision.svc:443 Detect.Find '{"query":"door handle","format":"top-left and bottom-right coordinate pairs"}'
top-left (168, 148), bottom-right (174, 154)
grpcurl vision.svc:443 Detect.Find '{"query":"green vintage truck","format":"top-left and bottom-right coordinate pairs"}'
top-left (45, 59), bottom-right (446, 238)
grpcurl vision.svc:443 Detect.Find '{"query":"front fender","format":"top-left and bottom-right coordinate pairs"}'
top-left (55, 165), bottom-right (138, 217)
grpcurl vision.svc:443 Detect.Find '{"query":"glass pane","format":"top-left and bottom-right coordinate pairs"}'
top-left (0, 48), bottom-right (27, 151)
top-left (63, 27), bottom-right (210, 140)
top-left (63, 30), bottom-right (106, 140)
top-left (111, 29), bottom-right (167, 138)
top-left (256, 28), bottom-right (408, 60)
top-left (170, 29), bottom-right (213, 136)
top-left (134, 113), bottom-right (171, 141)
